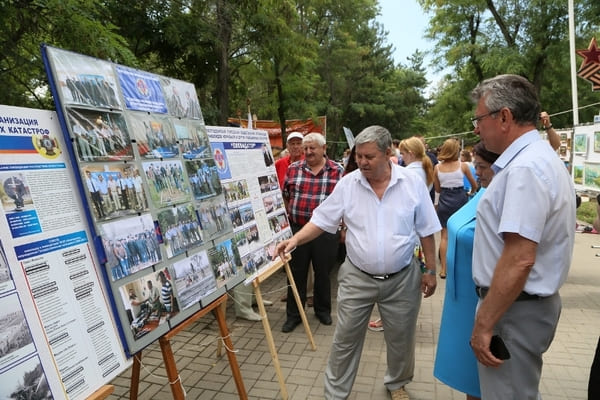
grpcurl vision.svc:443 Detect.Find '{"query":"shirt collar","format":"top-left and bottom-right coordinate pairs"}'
top-left (492, 129), bottom-right (540, 173)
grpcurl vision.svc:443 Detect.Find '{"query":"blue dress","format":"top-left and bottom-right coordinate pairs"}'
top-left (433, 189), bottom-right (484, 398)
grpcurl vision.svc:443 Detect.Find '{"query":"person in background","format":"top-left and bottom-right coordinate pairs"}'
top-left (460, 149), bottom-right (477, 195)
top-left (434, 142), bottom-right (499, 400)
top-left (275, 131), bottom-right (304, 189)
top-left (277, 126), bottom-right (440, 400)
top-left (433, 138), bottom-right (477, 279)
top-left (469, 74), bottom-right (575, 399)
top-left (539, 111), bottom-right (560, 151)
top-left (280, 133), bottom-right (343, 333)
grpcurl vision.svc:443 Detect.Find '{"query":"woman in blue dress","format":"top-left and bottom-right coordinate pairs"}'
top-left (434, 142), bottom-right (499, 400)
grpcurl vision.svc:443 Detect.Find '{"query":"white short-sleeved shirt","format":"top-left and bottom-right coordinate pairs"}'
top-left (472, 130), bottom-right (575, 296)
top-left (310, 162), bottom-right (441, 275)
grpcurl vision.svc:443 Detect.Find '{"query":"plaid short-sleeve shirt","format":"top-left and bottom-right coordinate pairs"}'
top-left (283, 158), bottom-right (344, 226)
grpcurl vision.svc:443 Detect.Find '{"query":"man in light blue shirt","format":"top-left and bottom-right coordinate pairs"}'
top-left (469, 74), bottom-right (575, 400)
top-left (276, 125), bottom-right (440, 400)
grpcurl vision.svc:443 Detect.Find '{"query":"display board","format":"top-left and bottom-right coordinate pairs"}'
top-left (206, 126), bottom-right (293, 284)
top-left (41, 45), bottom-right (290, 357)
top-left (568, 121), bottom-right (600, 191)
top-left (0, 104), bottom-right (129, 399)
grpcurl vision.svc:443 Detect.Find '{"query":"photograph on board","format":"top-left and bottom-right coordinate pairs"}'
top-left (0, 355), bottom-right (53, 400)
top-left (0, 173), bottom-right (31, 213)
top-left (66, 107), bottom-right (133, 161)
top-left (180, 122), bottom-right (211, 160)
top-left (156, 203), bottom-right (204, 259)
top-left (141, 160), bottom-right (191, 208)
top-left (99, 213), bottom-right (160, 280)
top-left (196, 194), bottom-right (233, 241)
top-left (118, 267), bottom-right (178, 340)
top-left (126, 112), bottom-right (179, 159)
top-left (45, 45), bottom-right (122, 110)
top-left (81, 164), bottom-right (149, 222)
top-left (160, 77), bottom-right (203, 120)
top-left (170, 250), bottom-right (217, 311)
top-left (208, 238), bottom-right (242, 288)
top-left (0, 293), bottom-right (35, 371)
top-left (184, 158), bottom-right (222, 201)
top-left (222, 179), bottom-right (250, 203)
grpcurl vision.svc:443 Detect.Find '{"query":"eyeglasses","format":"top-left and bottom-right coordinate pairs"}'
top-left (471, 109), bottom-right (501, 128)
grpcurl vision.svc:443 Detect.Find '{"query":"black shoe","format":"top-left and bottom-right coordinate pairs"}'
top-left (317, 314), bottom-right (332, 325)
top-left (281, 319), bottom-right (301, 333)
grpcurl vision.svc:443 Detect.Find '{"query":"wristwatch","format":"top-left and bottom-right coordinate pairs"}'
top-left (422, 268), bottom-right (436, 276)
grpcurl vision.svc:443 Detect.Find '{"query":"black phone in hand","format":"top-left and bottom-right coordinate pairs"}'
top-left (490, 335), bottom-right (511, 360)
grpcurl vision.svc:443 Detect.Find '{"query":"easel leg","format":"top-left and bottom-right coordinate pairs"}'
top-left (216, 299), bottom-right (227, 357)
top-left (284, 261), bottom-right (316, 350)
top-left (253, 281), bottom-right (289, 400)
top-left (158, 337), bottom-right (186, 400)
top-left (213, 303), bottom-right (248, 400)
top-left (129, 351), bottom-right (142, 400)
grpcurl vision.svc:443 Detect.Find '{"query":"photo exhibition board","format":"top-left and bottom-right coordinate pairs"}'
top-left (41, 45), bottom-right (245, 356)
top-left (206, 126), bottom-right (293, 284)
top-left (0, 104), bottom-right (129, 400)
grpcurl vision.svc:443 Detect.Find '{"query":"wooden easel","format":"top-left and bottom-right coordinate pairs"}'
top-left (251, 255), bottom-right (316, 400)
top-left (129, 293), bottom-right (247, 400)
top-left (86, 385), bottom-right (113, 399)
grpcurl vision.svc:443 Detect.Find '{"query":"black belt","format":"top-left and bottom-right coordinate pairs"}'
top-left (475, 286), bottom-right (543, 301)
top-left (355, 265), bottom-right (403, 280)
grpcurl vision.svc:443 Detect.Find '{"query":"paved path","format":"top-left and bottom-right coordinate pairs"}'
top-left (108, 232), bottom-right (600, 399)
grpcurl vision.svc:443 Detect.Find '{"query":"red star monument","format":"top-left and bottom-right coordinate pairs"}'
top-left (577, 37), bottom-right (600, 91)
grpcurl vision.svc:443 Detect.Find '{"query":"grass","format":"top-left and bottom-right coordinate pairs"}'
top-left (577, 201), bottom-right (597, 225)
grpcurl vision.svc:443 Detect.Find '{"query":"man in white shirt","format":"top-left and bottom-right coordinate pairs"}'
top-left (276, 125), bottom-right (440, 400)
top-left (469, 74), bottom-right (575, 399)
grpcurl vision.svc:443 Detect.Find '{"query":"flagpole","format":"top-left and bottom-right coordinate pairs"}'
top-left (568, 0), bottom-right (579, 126)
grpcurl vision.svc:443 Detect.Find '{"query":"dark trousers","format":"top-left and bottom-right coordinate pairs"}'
top-left (286, 223), bottom-right (339, 322)
top-left (589, 336), bottom-right (600, 399)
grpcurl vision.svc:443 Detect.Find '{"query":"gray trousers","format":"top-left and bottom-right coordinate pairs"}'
top-left (324, 257), bottom-right (422, 399)
top-left (477, 292), bottom-right (561, 400)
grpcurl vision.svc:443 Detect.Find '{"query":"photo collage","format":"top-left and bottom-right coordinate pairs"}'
top-left (43, 46), bottom-right (246, 352)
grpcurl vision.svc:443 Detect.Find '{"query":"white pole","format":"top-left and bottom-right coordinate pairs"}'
top-left (568, 0), bottom-right (579, 126)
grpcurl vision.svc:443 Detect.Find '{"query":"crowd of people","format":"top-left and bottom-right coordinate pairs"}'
top-left (270, 74), bottom-right (589, 400)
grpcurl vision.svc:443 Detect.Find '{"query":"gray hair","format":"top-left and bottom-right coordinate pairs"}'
top-left (354, 125), bottom-right (392, 153)
top-left (471, 74), bottom-right (540, 126)
top-left (303, 132), bottom-right (326, 146)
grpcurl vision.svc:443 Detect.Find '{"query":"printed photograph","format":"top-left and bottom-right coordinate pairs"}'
top-left (99, 213), bottom-right (161, 280)
top-left (196, 194), bottom-right (233, 241)
top-left (223, 179), bottom-right (250, 203)
top-left (241, 247), bottom-right (268, 280)
top-left (46, 45), bottom-right (122, 110)
top-left (208, 238), bottom-right (242, 288)
top-left (0, 240), bottom-right (14, 293)
top-left (232, 224), bottom-right (260, 257)
top-left (157, 203), bottom-right (203, 258)
top-left (81, 164), bottom-right (149, 221)
top-left (262, 193), bottom-right (284, 215)
top-left (574, 133), bottom-right (588, 154)
top-left (181, 122), bottom-right (211, 160)
top-left (170, 251), bottom-right (217, 311)
top-left (268, 212), bottom-right (291, 236)
top-left (258, 173), bottom-right (279, 193)
top-left (265, 230), bottom-right (293, 262)
top-left (185, 158), bottom-right (222, 201)
top-left (0, 293), bottom-right (35, 370)
top-left (66, 107), bottom-right (133, 161)
top-left (0, 173), bottom-right (32, 213)
top-left (161, 77), bottom-right (203, 120)
top-left (229, 202), bottom-right (256, 229)
top-left (127, 113), bottom-right (179, 158)
top-left (0, 355), bottom-right (53, 400)
top-left (118, 267), bottom-right (179, 340)
top-left (142, 160), bottom-right (191, 208)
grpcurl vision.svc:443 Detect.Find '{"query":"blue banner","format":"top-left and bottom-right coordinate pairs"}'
top-left (116, 66), bottom-right (167, 113)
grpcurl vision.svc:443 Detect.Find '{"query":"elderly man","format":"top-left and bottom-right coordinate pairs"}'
top-left (276, 126), bottom-right (440, 399)
top-left (280, 132), bottom-right (343, 333)
top-left (275, 131), bottom-right (305, 189)
top-left (469, 74), bottom-right (575, 399)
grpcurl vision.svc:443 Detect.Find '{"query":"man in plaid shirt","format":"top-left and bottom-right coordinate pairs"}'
top-left (281, 132), bottom-right (344, 333)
